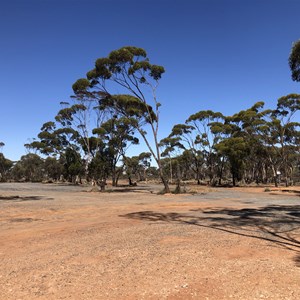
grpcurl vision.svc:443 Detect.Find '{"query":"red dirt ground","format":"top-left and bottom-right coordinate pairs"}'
top-left (0, 183), bottom-right (299, 299)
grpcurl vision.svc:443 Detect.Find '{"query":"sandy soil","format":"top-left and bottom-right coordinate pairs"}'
top-left (0, 182), bottom-right (300, 299)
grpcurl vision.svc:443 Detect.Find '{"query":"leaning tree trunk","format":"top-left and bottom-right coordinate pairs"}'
top-left (161, 176), bottom-right (170, 193)
top-left (127, 174), bottom-right (133, 186)
top-left (111, 170), bottom-right (117, 187)
top-left (138, 129), bottom-right (170, 193)
top-left (155, 152), bottom-right (170, 193)
top-left (115, 167), bottom-right (123, 187)
top-left (158, 166), bottom-right (170, 193)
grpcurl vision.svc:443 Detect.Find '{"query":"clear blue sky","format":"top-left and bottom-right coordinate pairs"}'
top-left (1, 0), bottom-right (299, 161)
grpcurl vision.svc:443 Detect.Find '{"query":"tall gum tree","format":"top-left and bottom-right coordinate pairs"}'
top-left (227, 102), bottom-right (271, 184)
top-left (54, 100), bottom-right (104, 172)
top-left (159, 136), bottom-right (188, 192)
top-left (92, 117), bottom-right (139, 186)
top-left (0, 143), bottom-right (13, 182)
top-left (289, 39), bottom-right (300, 82)
top-left (72, 46), bottom-right (170, 192)
top-left (266, 94), bottom-right (300, 186)
top-left (166, 124), bottom-right (204, 184)
top-left (186, 110), bottom-right (224, 184)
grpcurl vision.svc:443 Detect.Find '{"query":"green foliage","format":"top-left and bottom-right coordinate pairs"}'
top-left (40, 121), bottom-right (55, 131)
top-left (289, 39), bottom-right (300, 82)
top-left (91, 116), bottom-right (139, 186)
top-left (10, 154), bottom-right (44, 182)
top-left (170, 124), bottom-right (194, 136)
top-left (72, 78), bottom-right (91, 94)
top-left (63, 148), bottom-right (84, 181)
top-left (55, 104), bottom-right (87, 126)
top-left (215, 137), bottom-right (249, 185)
top-left (71, 45), bottom-right (169, 192)
top-left (0, 153), bottom-right (13, 181)
top-left (88, 151), bottom-right (111, 182)
top-left (160, 137), bottom-right (183, 157)
top-left (123, 152), bottom-right (151, 182)
top-left (81, 46), bottom-right (164, 93)
top-left (44, 157), bottom-right (64, 181)
top-left (93, 117), bottom-right (139, 154)
top-left (187, 110), bottom-right (224, 123)
top-left (99, 94), bottom-right (157, 125)
top-left (276, 94), bottom-right (300, 116)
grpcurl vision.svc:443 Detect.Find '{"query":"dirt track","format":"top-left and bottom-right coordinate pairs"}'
top-left (0, 183), bottom-right (300, 299)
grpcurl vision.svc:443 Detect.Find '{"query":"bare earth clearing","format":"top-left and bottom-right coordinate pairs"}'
top-left (0, 182), bottom-right (300, 299)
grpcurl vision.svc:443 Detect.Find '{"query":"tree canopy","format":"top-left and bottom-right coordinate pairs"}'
top-left (289, 39), bottom-right (300, 82)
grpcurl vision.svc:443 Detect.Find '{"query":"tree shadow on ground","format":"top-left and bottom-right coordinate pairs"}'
top-left (120, 205), bottom-right (300, 266)
top-left (105, 188), bottom-right (152, 193)
top-left (0, 195), bottom-right (53, 201)
top-left (104, 185), bottom-right (156, 193)
top-left (294, 254), bottom-right (300, 267)
top-left (10, 217), bottom-right (42, 222)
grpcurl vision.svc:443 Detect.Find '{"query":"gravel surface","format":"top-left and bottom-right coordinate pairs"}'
top-left (0, 183), bottom-right (300, 299)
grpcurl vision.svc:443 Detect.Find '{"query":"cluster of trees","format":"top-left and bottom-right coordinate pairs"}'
top-left (0, 142), bottom-right (13, 182)
top-left (1, 41), bottom-right (300, 190)
top-left (0, 151), bottom-right (157, 185)
top-left (160, 97), bottom-right (300, 188)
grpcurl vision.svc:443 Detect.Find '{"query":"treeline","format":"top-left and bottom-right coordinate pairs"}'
top-left (1, 96), bottom-right (299, 188)
top-left (160, 98), bottom-right (300, 188)
top-left (0, 152), bottom-right (158, 185)
top-left (1, 42), bottom-right (300, 190)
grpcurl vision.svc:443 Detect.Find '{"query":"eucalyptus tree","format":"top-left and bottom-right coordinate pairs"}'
top-left (123, 155), bottom-right (139, 186)
top-left (27, 98), bottom-right (105, 180)
top-left (123, 152), bottom-right (151, 185)
top-left (0, 142), bottom-right (4, 153)
top-left (0, 153), bottom-right (13, 182)
top-left (165, 124), bottom-right (202, 184)
top-left (225, 98), bottom-right (300, 186)
top-left (44, 157), bottom-right (64, 181)
top-left (160, 136), bottom-right (184, 190)
top-left (92, 117), bottom-right (139, 186)
top-left (226, 102), bottom-right (271, 184)
top-left (25, 121), bottom-right (80, 157)
top-left (186, 110), bottom-right (224, 184)
top-left (55, 100), bottom-right (104, 170)
top-left (213, 102), bottom-right (286, 186)
top-left (27, 95), bottom-right (104, 174)
top-left (25, 121), bottom-right (84, 182)
top-left (72, 46), bottom-right (170, 192)
top-left (137, 152), bottom-right (152, 181)
top-left (259, 94), bottom-right (300, 186)
top-left (10, 154), bottom-right (44, 182)
top-left (87, 140), bottom-right (113, 191)
top-left (63, 147), bottom-right (85, 183)
top-left (27, 106), bottom-right (139, 186)
top-left (215, 135), bottom-right (249, 186)
top-left (289, 39), bottom-right (300, 82)
top-left (165, 111), bottom-right (227, 185)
